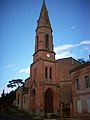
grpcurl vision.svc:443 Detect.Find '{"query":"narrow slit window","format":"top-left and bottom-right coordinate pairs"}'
top-left (49, 67), bottom-right (52, 79)
top-left (85, 76), bottom-right (90, 88)
top-left (45, 34), bottom-right (49, 49)
top-left (45, 67), bottom-right (48, 79)
top-left (76, 79), bottom-right (80, 90)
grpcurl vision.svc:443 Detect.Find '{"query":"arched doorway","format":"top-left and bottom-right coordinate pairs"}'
top-left (31, 89), bottom-right (36, 112)
top-left (45, 89), bottom-right (53, 113)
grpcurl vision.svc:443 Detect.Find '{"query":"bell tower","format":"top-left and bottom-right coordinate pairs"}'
top-left (30, 0), bottom-right (60, 116)
top-left (33, 0), bottom-right (55, 62)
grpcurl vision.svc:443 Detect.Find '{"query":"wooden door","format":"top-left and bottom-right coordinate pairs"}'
top-left (45, 89), bottom-right (53, 113)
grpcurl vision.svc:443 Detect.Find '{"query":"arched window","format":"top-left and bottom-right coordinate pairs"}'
top-left (45, 67), bottom-right (48, 79)
top-left (49, 67), bottom-right (52, 79)
top-left (45, 34), bottom-right (49, 49)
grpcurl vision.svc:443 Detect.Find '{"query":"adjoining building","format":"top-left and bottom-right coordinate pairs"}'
top-left (16, 1), bottom-right (90, 119)
top-left (70, 62), bottom-right (90, 120)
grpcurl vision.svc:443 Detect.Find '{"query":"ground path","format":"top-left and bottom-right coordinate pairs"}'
top-left (0, 113), bottom-right (34, 120)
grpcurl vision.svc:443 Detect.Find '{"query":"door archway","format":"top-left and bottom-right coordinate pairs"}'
top-left (45, 89), bottom-right (53, 113)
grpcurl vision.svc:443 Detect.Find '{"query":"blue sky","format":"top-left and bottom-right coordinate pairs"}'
top-left (0, 0), bottom-right (90, 96)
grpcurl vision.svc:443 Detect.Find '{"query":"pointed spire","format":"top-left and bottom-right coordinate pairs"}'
top-left (43, 0), bottom-right (45, 4)
top-left (37, 0), bottom-right (51, 29)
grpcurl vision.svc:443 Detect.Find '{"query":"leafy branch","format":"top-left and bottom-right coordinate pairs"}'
top-left (7, 79), bottom-right (24, 88)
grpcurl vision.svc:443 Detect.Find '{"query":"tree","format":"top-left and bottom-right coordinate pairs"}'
top-left (78, 58), bottom-right (86, 64)
top-left (1, 89), bottom-right (5, 98)
top-left (7, 79), bottom-right (24, 88)
top-left (0, 90), bottom-right (16, 110)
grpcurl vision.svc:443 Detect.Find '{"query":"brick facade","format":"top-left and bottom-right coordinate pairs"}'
top-left (15, 1), bottom-right (90, 119)
top-left (70, 62), bottom-right (90, 119)
top-left (57, 58), bottom-right (81, 117)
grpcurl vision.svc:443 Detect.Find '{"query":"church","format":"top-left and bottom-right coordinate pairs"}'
top-left (16, 0), bottom-right (90, 118)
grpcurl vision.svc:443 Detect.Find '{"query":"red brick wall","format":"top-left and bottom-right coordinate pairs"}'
top-left (71, 62), bottom-right (90, 119)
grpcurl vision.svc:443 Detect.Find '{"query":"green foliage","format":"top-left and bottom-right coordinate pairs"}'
top-left (0, 90), bottom-right (16, 110)
top-left (0, 105), bottom-right (35, 119)
top-left (51, 114), bottom-right (58, 118)
top-left (44, 113), bottom-right (59, 119)
top-left (78, 58), bottom-right (86, 64)
top-left (7, 79), bottom-right (24, 88)
top-left (18, 111), bottom-right (34, 118)
top-left (0, 90), bottom-right (36, 119)
top-left (2, 106), bottom-right (18, 114)
top-left (30, 112), bottom-right (36, 118)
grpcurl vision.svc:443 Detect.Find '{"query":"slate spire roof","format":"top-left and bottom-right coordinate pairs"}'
top-left (37, 0), bottom-right (51, 29)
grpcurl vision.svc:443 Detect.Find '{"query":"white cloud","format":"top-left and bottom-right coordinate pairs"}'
top-left (19, 66), bottom-right (30, 74)
top-left (55, 51), bottom-right (71, 59)
top-left (81, 46), bottom-right (90, 52)
top-left (55, 40), bottom-right (90, 59)
top-left (80, 40), bottom-right (90, 45)
top-left (5, 64), bottom-right (15, 69)
top-left (0, 64), bottom-right (15, 69)
top-left (55, 51), bottom-right (75, 59)
top-left (0, 89), bottom-right (3, 97)
top-left (54, 44), bottom-right (74, 53)
top-left (54, 43), bottom-right (79, 54)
